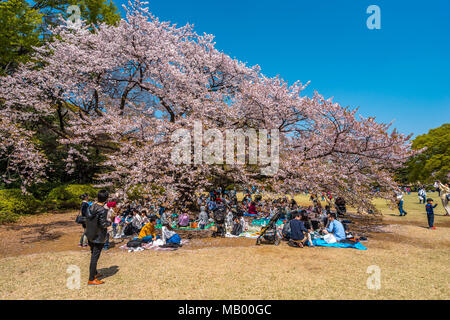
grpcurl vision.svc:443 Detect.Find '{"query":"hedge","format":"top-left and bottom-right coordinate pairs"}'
top-left (0, 189), bottom-right (40, 224)
top-left (46, 184), bottom-right (98, 210)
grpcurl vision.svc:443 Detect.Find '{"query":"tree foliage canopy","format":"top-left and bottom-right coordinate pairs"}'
top-left (401, 123), bottom-right (450, 184)
top-left (0, 0), bottom-right (43, 75)
top-left (0, 1), bottom-right (413, 211)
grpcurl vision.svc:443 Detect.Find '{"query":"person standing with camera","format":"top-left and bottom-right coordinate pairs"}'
top-left (85, 190), bottom-right (111, 286)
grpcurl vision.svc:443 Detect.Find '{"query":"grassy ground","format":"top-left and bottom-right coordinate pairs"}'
top-left (0, 193), bottom-right (449, 299)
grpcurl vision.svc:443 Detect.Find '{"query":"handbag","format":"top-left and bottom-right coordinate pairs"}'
top-left (75, 214), bottom-right (86, 224)
top-left (75, 203), bottom-right (90, 224)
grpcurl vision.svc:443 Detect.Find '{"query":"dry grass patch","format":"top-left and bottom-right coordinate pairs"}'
top-left (1, 221), bottom-right (449, 299)
top-left (0, 192), bottom-right (449, 299)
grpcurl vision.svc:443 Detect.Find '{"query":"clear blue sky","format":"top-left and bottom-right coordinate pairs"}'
top-left (115, 0), bottom-right (450, 137)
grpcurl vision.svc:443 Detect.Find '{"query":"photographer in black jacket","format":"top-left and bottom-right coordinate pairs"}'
top-left (85, 190), bottom-right (111, 285)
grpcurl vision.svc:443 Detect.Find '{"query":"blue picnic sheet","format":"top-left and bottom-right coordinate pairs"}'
top-left (309, 238), bottom-right (367, 250)
top-left (244, 213), bottom-right (258, 217)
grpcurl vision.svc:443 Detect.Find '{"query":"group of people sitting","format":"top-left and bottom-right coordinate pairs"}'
top-left (78, 195), bottom-right (187, 250)
top-left (282, 210), bottom-right (351, 248)
top-left (78, 186), bottom-right (354, 251)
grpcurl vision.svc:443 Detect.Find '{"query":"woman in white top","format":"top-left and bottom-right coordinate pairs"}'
top-left (161, 224), bottom-right (181, 245)
top-left (132, 212), bottom-right (144, 233)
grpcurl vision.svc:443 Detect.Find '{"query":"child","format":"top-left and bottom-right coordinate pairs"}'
top-left (198, 206), bottom-right (209, 230)
top-left (425, 198), bottom-right (438, 229)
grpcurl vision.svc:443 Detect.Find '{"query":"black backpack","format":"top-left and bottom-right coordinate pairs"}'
top-left (123, 223), bottom-right (134, 236)
top-left (126, 239), bottom-right (143, 248)
top-left (75, 203), bottom-right (91, 224)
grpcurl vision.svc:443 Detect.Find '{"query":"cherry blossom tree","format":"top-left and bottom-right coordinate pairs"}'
top-left (0, 1), bottom-right (413, 211)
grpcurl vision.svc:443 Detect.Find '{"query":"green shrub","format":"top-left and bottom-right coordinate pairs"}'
top-left (0, 189), bottom-right (40, 224)
top-left (29, 182), bottom-right (60, 201)
top-left (47, 184), bottom-right (97, 209)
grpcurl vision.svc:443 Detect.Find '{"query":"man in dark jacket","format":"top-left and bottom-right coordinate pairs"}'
top-left (212, 201), bottom-right (226, 237)
top-left (85, 190), bottom-right (111, 285)
top-left (289, 212), bottom-right (313, 248)
top-left (335, 197), bottom-right (347, 216)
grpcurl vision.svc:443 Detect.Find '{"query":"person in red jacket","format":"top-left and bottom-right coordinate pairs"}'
top-left (248, 201), bottom-right (257, 215)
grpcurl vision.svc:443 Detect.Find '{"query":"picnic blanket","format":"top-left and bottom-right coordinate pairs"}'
top-left (309, 238), bottom-right (367, 250)
top-left (119, 239), bottom-right (190, 252)
top-left (155, 223), bottom-right (215, 230)
top-left (243, 213), bottom-right (258, 217)
top-left (225, 232), bottom-right (260, 239)
top-left (251, 218), bottom-right (284, 226)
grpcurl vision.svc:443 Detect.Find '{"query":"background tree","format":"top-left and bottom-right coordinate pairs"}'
top-left (0, 0), bottom-right (42, 75)
top-left (0, 0), bottom-right (120, 196)
top-left (30, 0), bottom-right (120, 37)
top-left (399, 123), bottom-right (450, 185)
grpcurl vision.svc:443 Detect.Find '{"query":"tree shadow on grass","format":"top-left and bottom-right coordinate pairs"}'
top-left (7, 220), bottom-right (75, 231)
top-left (97, 265), bottom-right (119, 280)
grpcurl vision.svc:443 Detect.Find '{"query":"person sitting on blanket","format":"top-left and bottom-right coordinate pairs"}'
top-left (239, 213), bottom-right (248, 232)
top-left (289, 212), bottom-right (313, 248)
top-left (138, 217), bottom-right (158, 243)
top-left (321, 212), bottom-right (346, 243)
top-left (178, 212), bottom-right (190, 227)
top-left (231, 216), bottom-right (243, 236)
top-left (140, 210), bottom-right (150, 226)
top-left (159, 207), bottom-right (170, 226)
top-left (131, 210), bottom-right (144, 234)
top-left (248, 201), bottom-right (257, 215)
top-left (161, 223), bottom-right (181, 245)
top-left (225, 208), bottom-right (234, 233)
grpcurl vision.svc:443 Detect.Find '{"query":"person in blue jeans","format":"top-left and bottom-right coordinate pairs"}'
top-left (162, 224), bottom-right (181, 245)
top-left (425, 198), bottom-right (438, 229)
top-left (396, 192), bottom-right (407, 216)
top-left (288, 212), bottom-right (313, 247)
top-left (322, 212), bottom-right (346, 242)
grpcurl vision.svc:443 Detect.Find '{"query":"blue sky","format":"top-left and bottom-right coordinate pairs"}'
top-left (114, 0), bottom-right (450, 137)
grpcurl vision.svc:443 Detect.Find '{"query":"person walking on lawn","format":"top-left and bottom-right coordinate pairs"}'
top-left (396, 191), bottom-right (407, 216)
top-left (425, 198), bottom-right (438, 230)
top-left (85, 190), bottom-right (111, 285)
